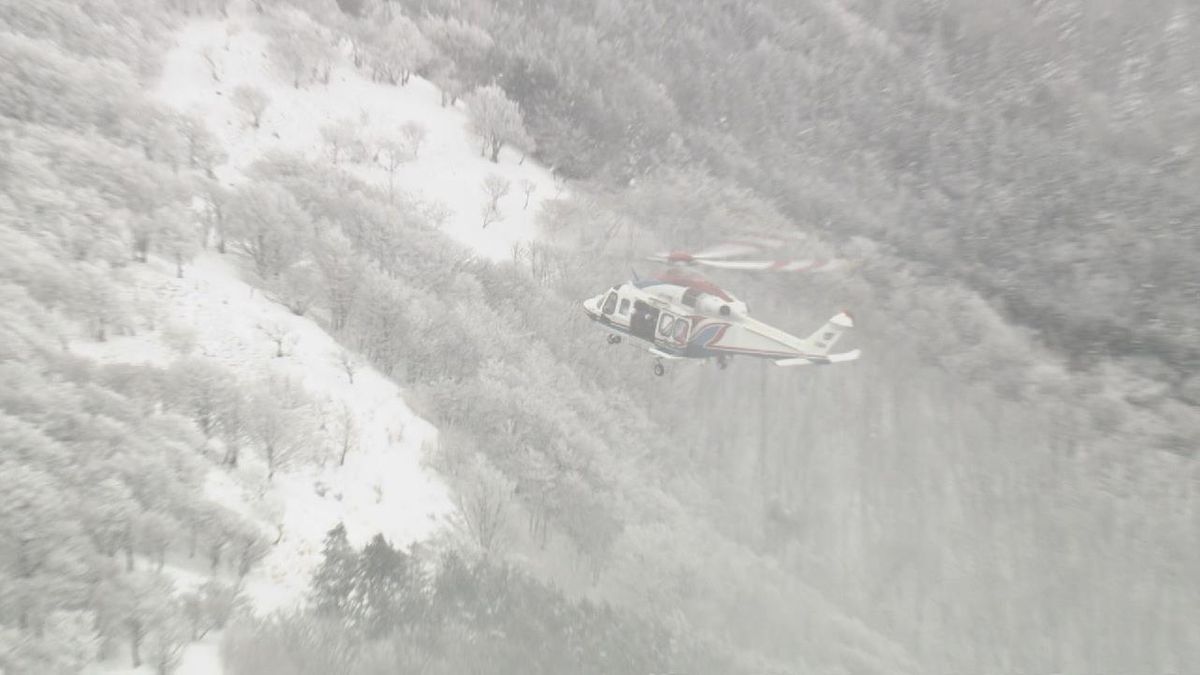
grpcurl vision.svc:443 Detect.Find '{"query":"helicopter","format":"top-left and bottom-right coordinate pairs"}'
top-left (582, 240), bottom-right (862, 376)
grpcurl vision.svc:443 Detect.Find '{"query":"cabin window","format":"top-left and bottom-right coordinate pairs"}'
top-left (673, 319), bottom-right (690, 344)
top-left (602, 292), bottom-right (617, 315)
top-left (658, 313), bottom-right (676, 336)
top-left (619, 298), bottom-right (630, 315)
top-left (682, 287), bottom-right (700, 307)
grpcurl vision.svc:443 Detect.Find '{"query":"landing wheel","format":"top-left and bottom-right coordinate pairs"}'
top-left (716, 355), bottom-right (729, 370)
top-left (607, 334), bottom-right (622, 345)
top-left (653, 361), bottom-right (666, 377)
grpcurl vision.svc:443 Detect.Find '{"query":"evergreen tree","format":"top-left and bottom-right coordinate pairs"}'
top-left (311, 523), bottom-right (357, 617)
top-left (349, 534), bottom-right (424, 638)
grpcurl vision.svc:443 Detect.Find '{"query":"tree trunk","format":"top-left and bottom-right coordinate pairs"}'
top-left (490, 140), bottom-right (501, 163)
top-left (124, 534), bottom-right (135, 572)
top-left (129, 621), bottom-right (143, 668)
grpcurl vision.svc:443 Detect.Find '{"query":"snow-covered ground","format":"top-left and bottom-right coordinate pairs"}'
top-left (77, 252), bottom-right (454, 674)
top-left (156, 10), bottom-right (561, 261)
top-left (75, 3), bottom-right (574, 668)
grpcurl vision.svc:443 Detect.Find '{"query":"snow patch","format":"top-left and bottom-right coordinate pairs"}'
top-left (156, 15), bottom-right (562, 262)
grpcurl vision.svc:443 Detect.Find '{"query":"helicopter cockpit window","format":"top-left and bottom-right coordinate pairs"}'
top-left (602, 292), bottom-right (617, 315)
top-left (619, 298), bottom-right (630, 315)
top-left (658, 313), bottom-right (675, 336)
top-left (681, 287), bottom-right (700, 307)
top-left (673, 319), bottom-right (690, 344)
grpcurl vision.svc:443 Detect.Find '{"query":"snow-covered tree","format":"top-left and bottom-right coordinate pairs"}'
top-left (420, 16), bottom-right (494, 104)
top-left (266, 9), bottom-right (334, 88)
top-left (93, 571), bottom-right (176, 669)
top-left (155, 207), bottom-right (202, 278)
top-left (268, 260), bottom-right (322, 316)
top-left (226, 182), bottom-right (310, 279)
top-left (144, 610), bottom-right (190, 675)
top-left (313, 228), bottom-right (362, 331)
top-left (349, 534), bottom-right (424, 637)
top-left (399, 120), bottom-right (427, 158)
top-left (165, 357), bottom-right (234, 439)
top-left (181, 580), bottom-right (243, 640)
top-left (199, 181), bottom-right (233, 252)
top-left (368, 16), bottom-right (432, 86)
top-left (320, 119), bottom-right (360, 165)
top-left (135, 511), bottom-right (177, 572)
top-left (464, 85), bottom-right (534, 163)
top-left (176, 112), bottom-right (226, 175)
top-left (245, 377), bottom-right (314, 480)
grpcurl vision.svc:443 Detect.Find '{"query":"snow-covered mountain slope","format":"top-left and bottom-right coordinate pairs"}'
top-left (76, 252), bottom-right (452, 674)
top-left (77, 6), bottom-right (578, 669)
top-left (156, 13), bottom-right (561, 261)
top-left (74, 252), bottom-right (453, 609)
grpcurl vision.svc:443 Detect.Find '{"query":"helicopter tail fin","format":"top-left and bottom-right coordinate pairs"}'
top-left (804, 311), bottom-right (854, 355)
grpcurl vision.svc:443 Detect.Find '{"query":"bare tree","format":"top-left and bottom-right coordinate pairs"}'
top-left (320, 119), bottom-right (359, 165)
top-left (377, 137), bottom-right (411, 203)
top-left (481, 174), bottom-right (510, 228)
top-left (200, 46), bottom-right (221, 82)
top-left (520, 178), bottom-right (537, 210)
top-left (232, 85), bottom-right (270, 129)
top-left (330, 402), bottom-right (359, 466)
top-left (200, 182), bottom-right (232, 252)
top-left (399, 120), bottom-right (427, 158)
top-left (337, 350), bottom-right (357, 384)
top-left (145, 613), bottom-right (190, 675)
top-left (257, 321), bottom-right (295, 358)
top-left (453, 454), bottom-right (515, 558)
top-left (245, 378), bottom-right (313, 480)
top-left (176, 113), bottom-right (225, 176)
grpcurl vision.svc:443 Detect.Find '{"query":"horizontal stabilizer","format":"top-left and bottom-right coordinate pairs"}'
top-left (774, 349), bottom-right (862, 367)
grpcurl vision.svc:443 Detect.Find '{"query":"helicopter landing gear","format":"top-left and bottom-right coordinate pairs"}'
top-left (716, 354), bottom-right (729, 370)
top-left (653, 360), bottom-right (666, 377)
top-left (606, 334), bottom-right (622, 345)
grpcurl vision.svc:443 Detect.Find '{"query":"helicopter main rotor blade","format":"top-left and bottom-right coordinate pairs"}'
top-left (693, 258), bottom-right (848, 272)
top-left (689, 241), bottom-right (764, 260)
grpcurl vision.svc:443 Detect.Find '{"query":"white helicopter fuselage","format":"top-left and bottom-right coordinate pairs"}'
top-left (582, 277), bottom-right (860, 367)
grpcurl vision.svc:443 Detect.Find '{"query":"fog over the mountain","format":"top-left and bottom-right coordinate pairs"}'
top-left (1, 1), bottom-right (1196, 674)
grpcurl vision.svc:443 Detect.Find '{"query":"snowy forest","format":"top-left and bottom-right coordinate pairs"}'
top-left (1, 0), bottom-right (1197, 673)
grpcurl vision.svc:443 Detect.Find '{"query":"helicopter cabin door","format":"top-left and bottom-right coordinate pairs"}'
top-left (629, 300), bottom-right (660, 342)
